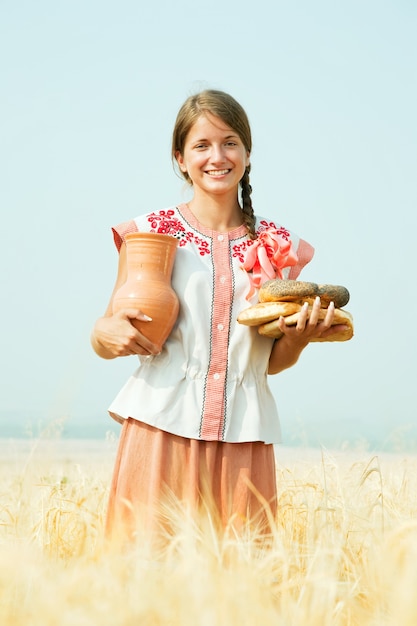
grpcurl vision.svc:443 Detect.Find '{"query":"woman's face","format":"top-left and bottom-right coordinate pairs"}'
top-left (175, 113), bottom-right (250, 198)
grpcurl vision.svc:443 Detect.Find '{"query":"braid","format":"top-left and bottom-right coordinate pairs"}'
top-left (240, 166), bottom-right (257, 240)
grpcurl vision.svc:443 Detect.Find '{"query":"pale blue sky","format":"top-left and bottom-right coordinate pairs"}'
top-left (1, 0), bottom-right (416, 449)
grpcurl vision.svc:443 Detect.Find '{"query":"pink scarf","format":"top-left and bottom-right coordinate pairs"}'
top-left (242, 228), bottom-right (298, 299)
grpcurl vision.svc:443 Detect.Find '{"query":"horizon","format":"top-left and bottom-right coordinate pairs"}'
top-left (2, 409), bottom-right (416, 455)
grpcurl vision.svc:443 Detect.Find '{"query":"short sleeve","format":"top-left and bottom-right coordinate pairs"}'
top-left (255, 216), bottom-right (315, 280)
top-left (111, 220), bottom-right (139, 252)
top-left (287, 238), bottom-right (315, 279)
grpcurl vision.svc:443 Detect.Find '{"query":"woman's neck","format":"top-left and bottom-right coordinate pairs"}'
top-left (187, 192), bottom-right (243, 232)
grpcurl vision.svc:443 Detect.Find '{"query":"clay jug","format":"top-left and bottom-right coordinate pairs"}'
top-left (112, 232), bottom-right (179, 352)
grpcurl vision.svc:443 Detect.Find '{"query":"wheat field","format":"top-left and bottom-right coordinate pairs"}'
top-left (1, 437), bottom-right (417, 625)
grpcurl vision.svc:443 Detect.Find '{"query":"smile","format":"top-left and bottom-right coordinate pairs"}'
top-left (205, 169), bottom-right (230, 176)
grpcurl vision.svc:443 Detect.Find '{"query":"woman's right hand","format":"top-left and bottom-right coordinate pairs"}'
top-left (91, 308), bottom-right (160, 359)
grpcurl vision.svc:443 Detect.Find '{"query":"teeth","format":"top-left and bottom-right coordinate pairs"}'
top-left (207, 169), bottom-right (229, 176)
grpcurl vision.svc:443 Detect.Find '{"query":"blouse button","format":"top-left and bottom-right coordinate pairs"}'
top-left (217, 323), bottom-right (224, 331)
top-left (213, 373), bottom-right (220, 380)
top-left (217, 234), bottom-right (224, 241)
top-left (220, 275), bottom-right (226, 284)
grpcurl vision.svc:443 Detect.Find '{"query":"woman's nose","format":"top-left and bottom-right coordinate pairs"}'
top-left (209, 144), bottom-right (226, 163)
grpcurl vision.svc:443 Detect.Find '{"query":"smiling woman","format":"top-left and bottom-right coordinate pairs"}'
top-left (171, 89), bottom-right (255, 237)
top-left (89, 88), bottom-right (344, 544)
top-left (174, 114), bottom-right (250, 221)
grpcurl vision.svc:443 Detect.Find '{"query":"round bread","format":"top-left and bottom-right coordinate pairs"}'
top-left (259, 279), bottom-right (318, 303)
top-left (259, 279), bottom-right (350, 309)
top-left (237, 301), bottom-right (302, 326)
top-left (317, 284), bottom-right (350, 308)
top-left (258, 308), bottom-right (354, 342)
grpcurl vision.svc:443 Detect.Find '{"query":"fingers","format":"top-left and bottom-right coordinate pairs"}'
top-left (127, 330), bottom-right (160, 357)
top-left (308, 298), bottom-right (335, 330)
top-left (280, 298), bottom-right (337, 341)
top-left (112, 308), bottom-right (161, 356)
top-left (322, 301), bottom-right (335, 328)
top-left (121, 308), bottom-right (153, 323)
top-left (294, 302), bottom-right (307, 329)
top-left (306, 296), bottom-right (321, 326)
top-left (306, 298), bottom-right (335, 329)
top-left (296, 297), bottom-right (321, 331)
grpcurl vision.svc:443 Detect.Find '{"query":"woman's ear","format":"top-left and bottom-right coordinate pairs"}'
top-left (246, 151), bottom-right (251, 168)
top-left (175, 150), bottom-right (187, 173)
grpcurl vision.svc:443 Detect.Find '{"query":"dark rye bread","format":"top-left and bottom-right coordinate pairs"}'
top-left (259, 279), bottom-right (350, 309)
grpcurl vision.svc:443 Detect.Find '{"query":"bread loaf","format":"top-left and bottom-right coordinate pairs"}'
top-left (259, 279), bottom-right (350, 308)
top-left (237, 301), bottom-right (302, 326)
top-left (257, 307), bottom-right (354, 342)
top-left (237, 279), bottom-right (354, 343)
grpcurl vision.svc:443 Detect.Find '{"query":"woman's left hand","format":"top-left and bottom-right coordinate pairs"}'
top-left (268, 297), bottom-right (348, 374)
top-left (277, 296), bottom-right (337, 344)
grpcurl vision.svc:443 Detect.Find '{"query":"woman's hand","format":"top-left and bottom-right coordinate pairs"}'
top-left (91, 243), bottom-right (161, 359)
top-left (268, 297), bottom-right (349, 374)
top-left (91, 308), bottom-right (160, 359)
top-left (279, 297), bottom-right (337, 343)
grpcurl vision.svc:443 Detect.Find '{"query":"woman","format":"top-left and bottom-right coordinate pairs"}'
top-left (91, 89), bottom-right (340, 540)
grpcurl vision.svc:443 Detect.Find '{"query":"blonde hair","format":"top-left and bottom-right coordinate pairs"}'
top-left (172, 89), bottom-right (256, 239)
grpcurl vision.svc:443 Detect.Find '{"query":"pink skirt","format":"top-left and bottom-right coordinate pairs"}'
top-left (106, 418), bottom-right (277, 540)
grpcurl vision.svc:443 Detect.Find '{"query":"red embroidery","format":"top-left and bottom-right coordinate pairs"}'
top-left (232, 240), bottom-right (253, 263)
top-left (146, 211), bottom-right (289, 262)
top-left (147, 210), bottom-right (210, 256)
top-left (258, 220), bottom-right (290, 240)
top-left (232, 220), bottom-right (289, 263)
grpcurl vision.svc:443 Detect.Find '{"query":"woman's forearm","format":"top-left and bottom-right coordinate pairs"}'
top-left (268, 336), bottom-right (309, 375)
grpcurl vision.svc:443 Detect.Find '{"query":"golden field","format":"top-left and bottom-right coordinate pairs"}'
top-left (1, 437), bottom-right (417, 625)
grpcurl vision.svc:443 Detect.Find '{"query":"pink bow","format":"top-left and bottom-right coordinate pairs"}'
top-left (242, 228), bottom-right (298, 299)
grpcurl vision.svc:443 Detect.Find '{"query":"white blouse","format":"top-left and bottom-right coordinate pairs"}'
top-left (108, 203), bottom-right (314, 444)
